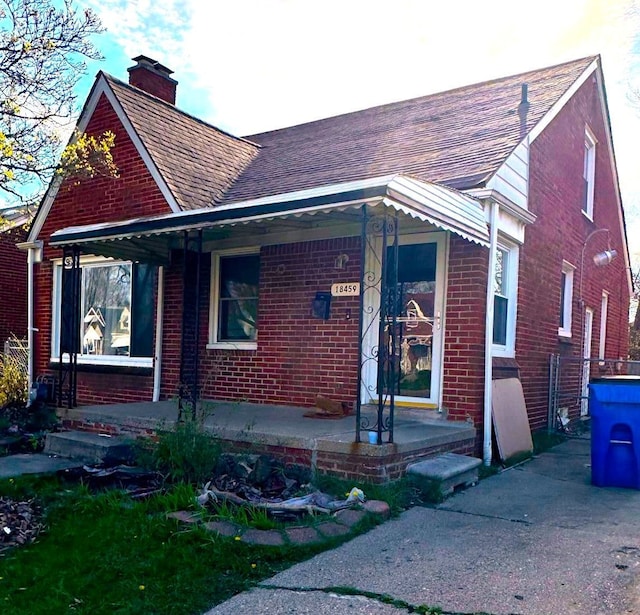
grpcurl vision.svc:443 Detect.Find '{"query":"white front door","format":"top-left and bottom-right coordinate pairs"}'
top-left (582, 307), bottom-right (594, 416)
top-left (361, 232), bottom-right (447, 408)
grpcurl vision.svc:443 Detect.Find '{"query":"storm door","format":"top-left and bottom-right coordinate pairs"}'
top-left (362, 232), bottom-right (446, 407)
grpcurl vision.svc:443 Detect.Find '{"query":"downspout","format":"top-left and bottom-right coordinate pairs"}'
top-left (483, 200), bottom-right (499, 466)
top-left (27, 247), bottom-right (35, 388)
top-left (18, 241), bottom-right (43, 389)
top-left (152, 265), bottom-right (164, 402)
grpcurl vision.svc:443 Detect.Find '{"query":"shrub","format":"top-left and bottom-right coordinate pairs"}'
top-left (0, 347), bottom-right (28, 408)
top-left (140, 418), bottom-right (221, 485)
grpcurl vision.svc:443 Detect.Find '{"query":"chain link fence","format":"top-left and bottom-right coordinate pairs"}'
top-left (1, 336), bottom-right (29, 407)
top-left (548, 355), bottom-right (640, 432)
top-left (3, 337), bottom-right (28, 375)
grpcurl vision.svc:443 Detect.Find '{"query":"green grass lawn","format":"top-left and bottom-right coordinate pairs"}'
top-left (0, 476), bottom-right (381, 615)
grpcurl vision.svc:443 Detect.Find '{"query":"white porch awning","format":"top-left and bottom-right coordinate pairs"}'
top-left (49, 174), bottom-right (489, 263)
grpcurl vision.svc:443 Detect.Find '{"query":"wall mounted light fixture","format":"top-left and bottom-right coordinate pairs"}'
top-left (593, 249), bottom-right (618, 267)
top-left (334, 254), bottom-right (349, 269)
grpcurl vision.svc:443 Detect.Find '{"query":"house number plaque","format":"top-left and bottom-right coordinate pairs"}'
top-left (331, 282), bottom-right (360, 296)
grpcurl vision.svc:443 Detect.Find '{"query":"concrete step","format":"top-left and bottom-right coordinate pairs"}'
top-left (44, 431), bottom-right (134, 465)
top-left (406, 452), bottom-right (482, 497)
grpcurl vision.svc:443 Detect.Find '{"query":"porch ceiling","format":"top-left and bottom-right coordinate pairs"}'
top-left (49, 175), bottom-right (489, 263)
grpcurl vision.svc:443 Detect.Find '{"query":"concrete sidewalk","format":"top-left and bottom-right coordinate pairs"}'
top-left (206, 436), bottom-right (640, 615)
top-left (0, 453), bottom-right (82, 478)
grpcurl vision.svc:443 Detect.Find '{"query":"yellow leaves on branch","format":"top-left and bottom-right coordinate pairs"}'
top-left (59, 130), bottom-right (119, 182)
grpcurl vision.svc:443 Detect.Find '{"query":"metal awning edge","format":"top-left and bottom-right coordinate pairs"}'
top-left (49, 175), bottom-right (490, 250)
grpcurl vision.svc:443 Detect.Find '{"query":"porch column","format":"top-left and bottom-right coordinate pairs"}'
top-left (178, 229), bottom-right (203, 420)
top-left (355, 207), bottom-right (399, 444)
top-left (58, 246), bottom-right (81, 408)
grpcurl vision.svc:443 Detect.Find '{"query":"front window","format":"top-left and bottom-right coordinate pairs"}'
top-left (53, 258), bottom-right (155, 366)
top-left (492, 242), bottom-right (518, 356)
top-left (209, 250), bottom-right (259, 349)
top-left (82, 263), bottom-right (131, 356)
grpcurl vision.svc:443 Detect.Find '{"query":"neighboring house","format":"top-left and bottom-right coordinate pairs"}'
top-left (21, 55), bottom-right (632, 463)
top-left (0, 208), bottom-right (30, 346)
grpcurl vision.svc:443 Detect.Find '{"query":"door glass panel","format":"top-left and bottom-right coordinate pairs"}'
top-left (384, 243), bottom-right (436, 398)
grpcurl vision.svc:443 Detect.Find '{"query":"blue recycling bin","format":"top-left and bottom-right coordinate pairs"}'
top-left (590, 376), bottom-right (640, 489)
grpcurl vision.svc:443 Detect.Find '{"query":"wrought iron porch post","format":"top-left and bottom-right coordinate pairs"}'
top-left (178, 229), bottom-right (203, 420)
top-left (58, 246), bottom-right (80, 409)
top-left (355, 210), bottom-right (399, 444)
top-left (375, 215), bottom-right (388, 444)
top-left (355, 206), bottom-right (367, 443)
top-left (387, 216), bottom-right (399, 443)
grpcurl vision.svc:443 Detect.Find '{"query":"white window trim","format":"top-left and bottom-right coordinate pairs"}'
top-left (559, 260), bottom-right (575, 338)
top-left (51, 256), bottom-right (153, 368)
top-left (599, 291), bottom-right (609, 361)
top-left (492, 239), bottom-right (519, 358)
top-left (582, 125), bottom-right (596, 220)
top-left (207, 246), bottom-right (259, 351)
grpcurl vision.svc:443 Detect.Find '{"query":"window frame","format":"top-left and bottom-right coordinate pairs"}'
top-left (582, 126), bottom-right (597, 219)
top-left (599, 291), bottom-right (609, 361)
top-left (559, 261), bottom-right (575, 338)
top-left (51, 256), bottom-right (153, 368)
top-left (492, 239), bottom-right (519, 358)
top-left (208, 247), bottom-right (260, 350)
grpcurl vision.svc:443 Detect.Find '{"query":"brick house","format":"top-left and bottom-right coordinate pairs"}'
top-left (0, 208), bottom-right (30, 345)
top-left (21, 55), bottom-right (632, 464)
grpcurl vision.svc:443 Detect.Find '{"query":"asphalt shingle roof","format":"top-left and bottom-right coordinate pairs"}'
top-left (104, 56), bottom-right (596, 211)
top-left (220, 56), bottom-right (596, 204)
top-left (104, 75), bottom-right (259, 210)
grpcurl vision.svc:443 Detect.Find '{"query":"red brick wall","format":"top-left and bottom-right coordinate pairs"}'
top-left (160, 237), bottom-right (362, 408)
top-left (29, 76), bottom-right (630, 450)
top-left (32, 93), bottom-right (173, 403)
top-left (518, 76), bottom-right (630, 430)
top-left (0, 225), bottom-right (27, 344)
top-left (442, 236), bottom-right (488, 443)
top-left (128, 68), bottom-right (176, 105)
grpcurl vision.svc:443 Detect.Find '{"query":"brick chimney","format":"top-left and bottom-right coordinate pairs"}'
top-left (127, 55), bottom-right (177, 105)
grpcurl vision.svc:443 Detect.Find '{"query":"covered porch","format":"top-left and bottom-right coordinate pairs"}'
top-left (57, 399), bottom-right (476, 483)
top-left (44, 174), bottom-right (489, 466)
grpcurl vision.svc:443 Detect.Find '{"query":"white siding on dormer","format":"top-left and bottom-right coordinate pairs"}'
top-left (486, 140), bottom-right (529, 210)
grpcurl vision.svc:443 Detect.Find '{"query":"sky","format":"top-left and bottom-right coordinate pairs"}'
top-left (73, 0), bottom-right (640, 273)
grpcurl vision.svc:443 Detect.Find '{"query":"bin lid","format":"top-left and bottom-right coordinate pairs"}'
top-left (591, 376), bottom-right (640, 384)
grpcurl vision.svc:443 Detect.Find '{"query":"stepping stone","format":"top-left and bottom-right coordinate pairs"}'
top-left (316, 521), bottom-right (351, 538)
top-left (203, 520), bottom-right (240, 538)
top-left (363, 500), bottom-right (391, 520)
top-left (241, 529), bottom-right (285, 546)
top-left (285, 526), bottom-right (322, 546)
top-left (334, 508), bottom-right (366, 528)
top-left (406, 453), bottom-right (481, 496)
top-left (166, 510), bottom-right (201, 524)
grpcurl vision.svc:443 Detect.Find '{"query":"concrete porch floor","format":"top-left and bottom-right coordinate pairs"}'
top-left (57, 400), bottom-right (477, 482)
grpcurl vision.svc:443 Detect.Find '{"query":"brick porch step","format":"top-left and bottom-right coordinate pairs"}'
top-left (44, 431), bottom-right (133, 465)
top-left (406, 452), bottom-right (482, 496)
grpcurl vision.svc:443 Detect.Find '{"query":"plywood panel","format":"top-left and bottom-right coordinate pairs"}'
top-left (492, 377), bottom-right (533, 463)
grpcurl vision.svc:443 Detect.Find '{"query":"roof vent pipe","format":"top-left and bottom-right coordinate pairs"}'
top-left (518, 82), bottom-right (530, 137)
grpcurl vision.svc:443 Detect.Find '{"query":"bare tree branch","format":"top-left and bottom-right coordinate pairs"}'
top-left (0, 0), bottom-right (108, 205)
